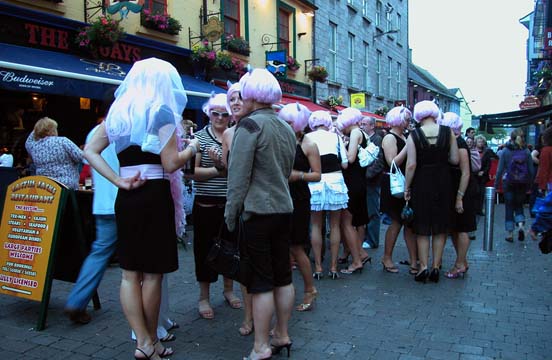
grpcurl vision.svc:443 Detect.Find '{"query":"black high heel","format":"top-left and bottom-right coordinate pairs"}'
top-left (328, 270), bottom-right (339, 279)
top-left (414, 268), bottom-right (429, 283)
top-left (312, 271), bottom-right (323, 280)
top-left (361, 256), bottom-right (372, 265)
top-left (271, 342), bottom-right (293, 357)
top-left (428, 268), bottom-right (440, 283)
top-left (135, 348), bottom-right (155, 360)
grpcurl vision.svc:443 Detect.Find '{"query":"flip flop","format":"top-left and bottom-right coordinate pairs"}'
top-left (198, 300), bottom-right (214, 320)
top-left (223, 292), bottom-right (242, 309)
top-left (159, 333), bottom-right (176, 342)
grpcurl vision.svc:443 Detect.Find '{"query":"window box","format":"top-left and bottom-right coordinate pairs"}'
top-left (362, 16), bottom-right (372, 25)
top-left (327, 80), bottom-right (342, 88)
top-left (137, 26), bottom-right (179, 43)
top-left (140, 9), bottom-right (182, 35)
top-left (347, 4), bottom-right (358, 13)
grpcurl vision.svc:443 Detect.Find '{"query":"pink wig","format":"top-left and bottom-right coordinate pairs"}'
top-left (335, 107), bottom-right (362, 131)
top-left (279, 103), bottom-right (311, 132)
top-left (308, 110), bottom-right (333, 130)
top-left (239, 68), bottom-right (282, 104)
top-left (202, 93), bottom-right (230, 116)
top-left (226, 81), bottom-right (241, 110)
top-left (386, 106), bottom-right (412, 127)
top-left (440, 112), bottom-right (463, 135)
top-left (413, 100), bottom-right (440, 123)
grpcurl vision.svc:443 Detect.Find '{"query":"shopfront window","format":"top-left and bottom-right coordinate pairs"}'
top-left (278, 7), bottom-right (291, 54)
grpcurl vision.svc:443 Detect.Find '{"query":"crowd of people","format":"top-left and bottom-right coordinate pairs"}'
top-left (4, 58), bottom-right (550, 359)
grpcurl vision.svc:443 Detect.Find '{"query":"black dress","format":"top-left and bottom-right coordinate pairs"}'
top-left (342, 132), bottom-right (369, 227)
top-left (115, 146), bottom-right (178, 274)
top-left (450, 136), bottom-right (477, 232)
top-left (409, 125), bottom-right (452, 236)
top-left (381, 132), bottom-right (407, 222)
top-left (290, 142), bottom-right (311, 246)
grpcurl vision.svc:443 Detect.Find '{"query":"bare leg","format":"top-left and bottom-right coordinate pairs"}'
top-left (290, 245), bottom-right (317, 308)
top-left (310, 211), bottom-right (323, 273)
top-left (355, 225), bottom-right (368, 260)
top-left (403, 226), bottom-right (418, 269)
top-left (382, 219), bottom-right (401, 267)
top-left (416, 235), bottom-right (430, 272)
top-left (431, 233), bottom-right (447, 269)
top-left (223, 277), bottom-right (241, 308)
top-left (272, 284), bottom-right (295, 345)
top-left (340, 210), bottom-right (363, 270)
top-left (198, 281), bottom-right (213, 319)
top-left (251, 291), bottom-right (275, 356)
top-left (239, 284), bottom-right (254, 335)
top-left (453, 232), bottom-right (470, 269)
top-left (328, 210), bottom-right (342, 272)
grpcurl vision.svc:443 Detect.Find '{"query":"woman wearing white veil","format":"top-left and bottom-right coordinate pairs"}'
top-left (85, 58), bottom-right (199, 360)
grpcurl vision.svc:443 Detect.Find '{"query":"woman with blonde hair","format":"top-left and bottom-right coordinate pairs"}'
top-left (305, 110), bottom-right (349, 280)
top-left (25, 117), bottom-right (83, 189)
top-left (380, 106), bottom-right (418, 274)
top-left (494, 128), bottom-right (534, 242)
top-left (405, 101), bottom-right (459, 283)
top-left (84, 57), bottom-right (199, 360)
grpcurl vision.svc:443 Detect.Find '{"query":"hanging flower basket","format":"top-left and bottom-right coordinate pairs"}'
top-left (222, 34), bottom-right (250, 55)
top-left (326, 95), bottom-right (343, 108)
top-left (141, 9), bottom-right (182, 35)
top-left (307, 65), bottom-right (328, 83)
top-left (75, 15), bottom-right (125, 53)
top-left (287, 56), bottom-right (301, 72)
top-left (374, 106), bottom-right (389, 117)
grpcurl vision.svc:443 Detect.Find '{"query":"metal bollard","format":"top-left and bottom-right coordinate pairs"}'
top-left (483, 187), bottom-right (496, 251)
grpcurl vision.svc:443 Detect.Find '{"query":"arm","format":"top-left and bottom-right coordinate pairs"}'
top-left (448, 129), bottom-right (459, 165)
top-left (191, 149), bottom-right (223, 181)
top-left (346, 128), bottom-right (362, 163)
top-left (221, 127), bottom-right (234, 169)
top-left (62, 137), bottom-right (84, 164)
top-left (531, 149), bottom-right (540, 166)
top-left (290, 137), bottom-right (321, 183)
top-left (159, 132), bottom-right (198, 173)
top-left (455, 148), bottom-right (470, 213)
top-left (494, 150), bottom-right (506, 188)
top-left (84, 123), bottom-right (145, 190)
top-left (404, 135), bottom-right (417, 201)
top-left (382, 134), bottom-right (405, 167)
top-left (338, 136), bottom-right (348, 170)
top-left (225, 118), bottom-right (259, 231)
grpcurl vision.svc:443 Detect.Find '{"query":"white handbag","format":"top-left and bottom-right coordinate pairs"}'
top-left (358, 139), bottom-right (379, 167)
top-left (389, 159), bottom-right (406, 198)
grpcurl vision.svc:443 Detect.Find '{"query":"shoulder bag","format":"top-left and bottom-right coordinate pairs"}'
top-left (389, 159), bottom-right (406, 198)
top-left (206, 218), bottom-right (244, 282)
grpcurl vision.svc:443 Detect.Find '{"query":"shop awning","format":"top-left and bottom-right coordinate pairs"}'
top-left (0, 43), bottom-right (223, 109)
top-left (478, 104), bottom-right (552, 133)
top-left (277, 94), bottom-right (332, 112)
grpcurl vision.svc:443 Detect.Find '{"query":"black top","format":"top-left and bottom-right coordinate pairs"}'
top-left (290, 143), bottom-right (311, 201)
top-left (118, 145), bottom-right (162, 166)
top-left (343, 131), bottom-right (367, 185)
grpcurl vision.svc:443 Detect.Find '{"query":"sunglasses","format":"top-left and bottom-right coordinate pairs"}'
top-left (211, 111), bottom-right (230, 118)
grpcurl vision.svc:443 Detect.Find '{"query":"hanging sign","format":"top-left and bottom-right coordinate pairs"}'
top-left (266, 50), bottom-right (287, 78)
top-left (350, 93), bottom-right (365, 109)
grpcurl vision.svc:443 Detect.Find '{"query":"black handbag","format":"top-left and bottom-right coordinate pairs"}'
top-left (206, 219), bottom-right (243, 281)
top-left (539, 230), bottom-right (552, 254)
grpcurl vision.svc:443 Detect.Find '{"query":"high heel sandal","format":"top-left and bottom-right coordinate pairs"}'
top-left (414, 268), bottom-right (429, 283)
top-left (444, 266), bottom-right (467, 279)
top-left (243, 348), bottom-right (272, 360)
top-left (312, 271), bottom-right (323, 280)
top-left (271, 341), bottom-right (293, 357)
top-left (361, 256), bottom-right (372, 265)
top-left (135, 348), bottom-right (155, 360)
top-left (296, 290), bottom-right (318, 312)
top-left (428, 268), bottom-right (440, 283)
top-left (381, 261), bottom-right (399, 273)
top-left (153, 339), bottom-right (174, 358)
top-left (340, 266), bottom-right (363, 275)
top-left (328, 270), bottom-right (339, 279)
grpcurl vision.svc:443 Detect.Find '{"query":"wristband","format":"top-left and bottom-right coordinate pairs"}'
top-left (301, 172), bottom-right (305, 181)
top-left (457, 190), bottom-right (464, 197)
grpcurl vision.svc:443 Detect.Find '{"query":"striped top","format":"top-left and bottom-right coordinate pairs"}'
top-left (194, 125), bottom-right (227, 201)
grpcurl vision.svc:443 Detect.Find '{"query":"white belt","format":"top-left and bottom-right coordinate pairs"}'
top-left (120, 164), bottom-right (169, 180)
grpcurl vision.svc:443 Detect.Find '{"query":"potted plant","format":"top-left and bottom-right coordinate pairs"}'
top-left (222, 34), bottom-right (250, 55)
top-left (191, 40), bottom-right (216, 65)
top-left (375, 106), bottom-right (389, 117)
top-left (287, 56), bottom-right (301, 72)
top-left (326, 95), bottom-right (343, 108)
top-left (307, 65), bottom-right (328, 83)
top-left (75, 15), bottom-right (125, 54)
top-left (215, 52), bottom-right (235, 71)
top-left (141, 9), bottom-right (182, 35)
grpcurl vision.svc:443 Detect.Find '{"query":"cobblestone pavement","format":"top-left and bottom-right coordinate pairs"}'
top-left (0, 204), bottom-right (550, 360)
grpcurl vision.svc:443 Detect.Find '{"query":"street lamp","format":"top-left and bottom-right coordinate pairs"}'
top-left (373, 29), bottom-right (398, 41)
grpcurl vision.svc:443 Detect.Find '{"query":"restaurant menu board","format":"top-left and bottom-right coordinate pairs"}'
top-left (0, 176), bottom-right (64, 302)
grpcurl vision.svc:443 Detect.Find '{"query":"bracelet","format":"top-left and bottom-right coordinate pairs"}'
top-left (301, 172), bottom-right (305, 181)
top-left (457, 190), bottom-right (464, 197)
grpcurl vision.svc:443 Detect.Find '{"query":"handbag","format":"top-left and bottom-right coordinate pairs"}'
top-left (358, 131), bottom-right (380, 168)
top-left (206, 218), bottom-right (243, 281)
top-left (401, 201), bottom-right (414, 223)
top-left (389, 159), bottom-right (406, 198)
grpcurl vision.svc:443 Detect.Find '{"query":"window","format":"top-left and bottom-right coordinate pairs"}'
top-left (376, 50), bottom-right (382, 95)
top-left (223, 0), bottom-right (240, 36)
top-left (396, 13), bottom-right (402, 42)
top-left (329, 22), bottom-right (337, 81)
top-left (386, 9), bottom-right (392, 31)
top-left (348, 33), bottom-right (355, 87)
top-left (347, 0), bottom-right (354, 5)
top-left (363, 42), bottom-right (369, 90)
top-left (362, 0), bottom-right (369, 16)
top-left (375, 1), bottom-right (382, 27)
top-left (387, 56), bottom-right (393, 98)
top-left (144, 0), bottom-right (167, 14)
top-left (413, 90), bottom-right (418, 104)
top-left (396, 62), bottom-right (402, 99)
top-left (278, 7), bottom-right (291, 54)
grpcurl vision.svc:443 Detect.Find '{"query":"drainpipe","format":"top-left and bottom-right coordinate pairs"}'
top-left (202, 0), bottom-right (207, 25)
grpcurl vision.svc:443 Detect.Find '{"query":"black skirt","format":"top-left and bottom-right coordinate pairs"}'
top-left (115, 179), bottom-right (178, 274)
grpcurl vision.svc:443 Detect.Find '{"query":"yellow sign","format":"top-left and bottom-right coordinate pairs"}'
top-left (0, 176), bottom-right (63, 302)
top-left (202, 17), bottom-right (224, 43)
top-left (351, 93), bottom-right (365, 109)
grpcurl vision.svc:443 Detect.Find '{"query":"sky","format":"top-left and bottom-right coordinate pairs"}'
top-left (409, 0), bottom-right (535, 116)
